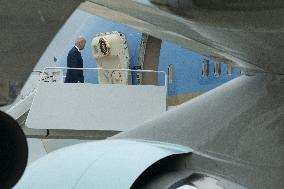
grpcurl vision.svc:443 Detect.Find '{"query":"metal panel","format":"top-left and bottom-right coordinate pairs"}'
top-left (26, 83), bottom-right (166, 131)
top-left (115, 73), bottom-right (284, 189)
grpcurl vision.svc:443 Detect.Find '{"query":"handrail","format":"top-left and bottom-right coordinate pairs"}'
top-left (32, 70), bottom-right (43, 73)
top-left (42, 67), bottom-right (166, 74)
top-left (41, 67), bottom-right (168, 88)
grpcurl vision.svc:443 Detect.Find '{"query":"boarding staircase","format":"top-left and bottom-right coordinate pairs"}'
top-left (6, 67), bottom-right (167, 139)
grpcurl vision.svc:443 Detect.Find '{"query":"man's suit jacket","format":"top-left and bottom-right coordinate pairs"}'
top-left (64, 46), bottom-right (84, 83)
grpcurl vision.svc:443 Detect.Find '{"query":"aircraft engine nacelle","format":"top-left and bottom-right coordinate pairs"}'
top-left (91, 31), bottom-right (130, 84)
top-left (13, 140), bottom-right (191, 188)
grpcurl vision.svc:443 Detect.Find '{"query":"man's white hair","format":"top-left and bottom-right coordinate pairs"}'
top-left (75, 36), bottom-right (86, 45)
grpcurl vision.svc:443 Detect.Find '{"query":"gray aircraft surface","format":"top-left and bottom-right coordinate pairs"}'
top-left (1, 0), bottom-right (284, 189)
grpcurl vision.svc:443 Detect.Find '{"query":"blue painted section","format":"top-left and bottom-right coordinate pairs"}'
top-left (35, 9), bottom-right (240, 96)
top-left (158, 41), bottom-right (241, 96)
top-left (15, 140), bottom-right (191, 189)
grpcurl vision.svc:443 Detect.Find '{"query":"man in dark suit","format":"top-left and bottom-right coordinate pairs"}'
top-left (65, 37), bottom-right (86, 83)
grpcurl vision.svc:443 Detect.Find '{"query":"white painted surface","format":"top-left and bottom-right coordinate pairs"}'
top-left (6, 73), bottom-right (40, 119)
top-left (26, 83), bottom-right (166, 131)
top-left (92, 31), bottom-right (130, 84)
top-left (42, 139), bottom-right (91, 153)
top-left (27, 139), bottom-right (47, 165)
top-left (27, 139), bottom-right (90, 165)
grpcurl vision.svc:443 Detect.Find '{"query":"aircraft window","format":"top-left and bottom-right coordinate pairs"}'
top-left (201, 59), bottom-right (209, 79)
top-left (214, 62), bottom-right (221, 78)
top-left (227, 64), bottom-right (234, 76)
top-left (168, 64), bottom-right (174, 84)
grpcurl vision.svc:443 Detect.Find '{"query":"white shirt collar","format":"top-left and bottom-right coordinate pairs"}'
top-left (75, 46), bottom-right (80, 52)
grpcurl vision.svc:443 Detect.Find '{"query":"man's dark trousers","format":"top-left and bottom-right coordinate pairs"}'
top-left (64, 46), bottom-right (84, 83)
